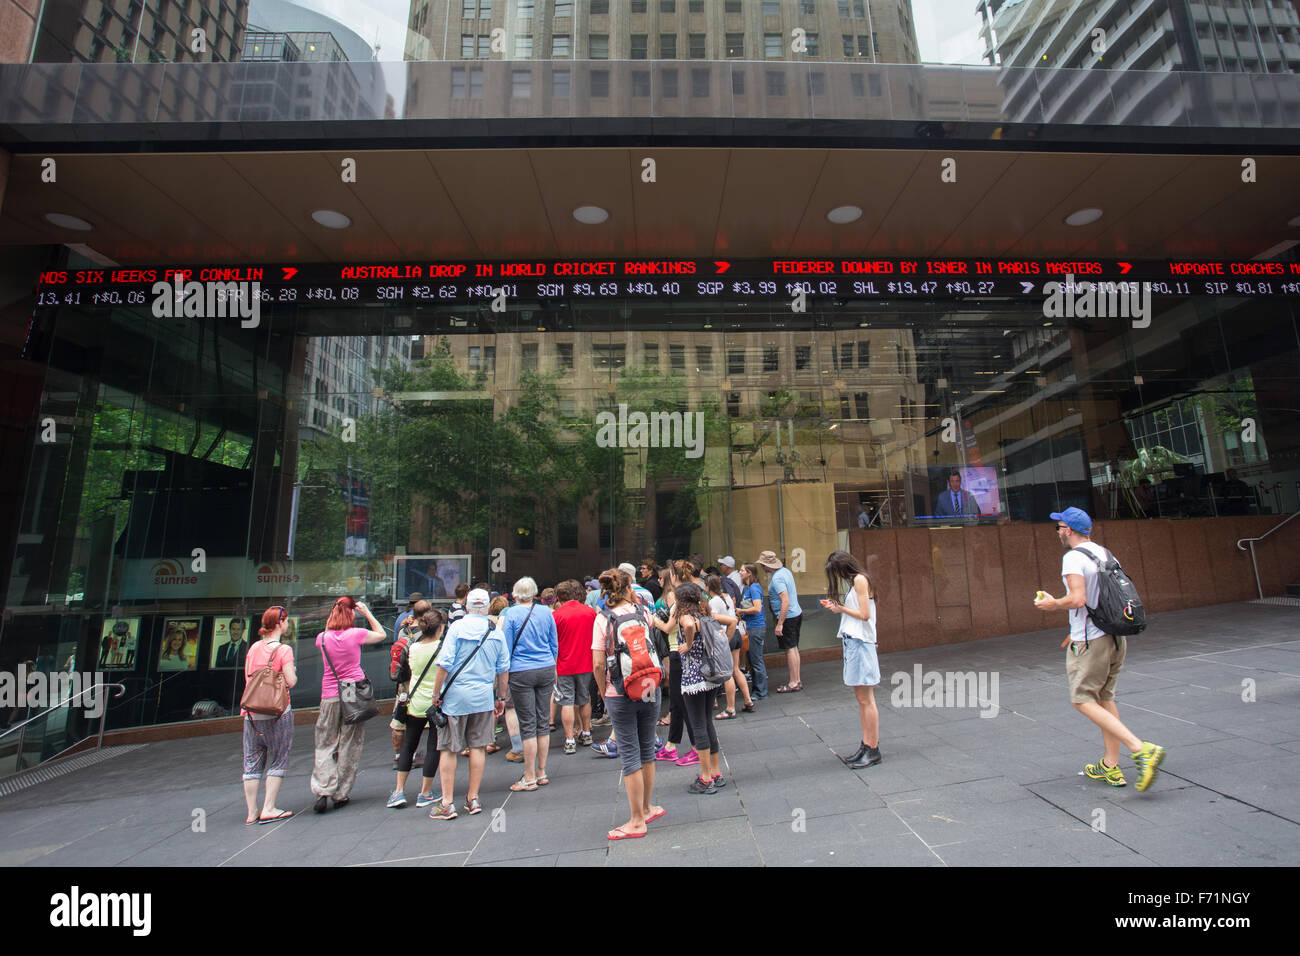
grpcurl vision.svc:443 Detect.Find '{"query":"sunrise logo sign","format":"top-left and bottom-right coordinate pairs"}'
top-left (255, 561), bottom-right (300, 585)
top-left (151, 559), bottom-right (197, 587)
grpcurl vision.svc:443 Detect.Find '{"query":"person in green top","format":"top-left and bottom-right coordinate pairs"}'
top-left (387, 607), bottom-right (448, 809)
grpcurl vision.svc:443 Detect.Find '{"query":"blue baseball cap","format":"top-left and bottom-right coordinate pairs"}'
top-left (1050, 507), bottom-right (1092, 534)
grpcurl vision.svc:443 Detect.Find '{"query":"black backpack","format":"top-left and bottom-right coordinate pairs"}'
top-left (1070, 546), bottom-right (1147, 638)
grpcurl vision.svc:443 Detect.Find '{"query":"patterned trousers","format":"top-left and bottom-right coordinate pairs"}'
top-left (311, 697), bottom-right (366, 799)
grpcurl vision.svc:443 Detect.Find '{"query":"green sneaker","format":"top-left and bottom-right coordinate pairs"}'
top-left (1085, 759), bottom-right (1126, 787)
top-left (1131, 741), bottom-right (1167, 792)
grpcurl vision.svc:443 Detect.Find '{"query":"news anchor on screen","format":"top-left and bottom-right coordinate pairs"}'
top-left (934, 472), bottom-right (981, 518)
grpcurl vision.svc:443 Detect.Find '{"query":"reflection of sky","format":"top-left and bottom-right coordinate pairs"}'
top-left (282, 0), bottom-right (992, 67)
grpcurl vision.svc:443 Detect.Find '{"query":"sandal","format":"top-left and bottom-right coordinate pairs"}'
top-left (742, 701), bottom-right (756, 713)
top-left (537, 771), bottom-right (549, 786)
top-left (485, 743), bottom-right (502, 754)
top-left (509, 777), bottom-right (539, 792)
top-left (607, 825), bottom-right (646, 841)
top-left (775, 683), bottom-right (803, 694)
top-left (716, 709), bottom-right (738, 720)
top-left (244, 816), bottom-right (259, 826)
top-left (657, 716), bottom-right (671, 726)
top-left (258, 809), bottom-right (293, 824)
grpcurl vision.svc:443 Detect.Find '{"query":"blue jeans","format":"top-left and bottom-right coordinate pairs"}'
top-left (747, 628), bottom-right (768, 698)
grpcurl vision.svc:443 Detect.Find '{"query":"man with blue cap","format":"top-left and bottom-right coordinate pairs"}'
top-left (1034, 507), bottom-right (1166, 792)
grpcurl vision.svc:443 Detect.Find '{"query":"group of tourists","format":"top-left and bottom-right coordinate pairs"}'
top-left (239, 509), bottom-right (1168, 839)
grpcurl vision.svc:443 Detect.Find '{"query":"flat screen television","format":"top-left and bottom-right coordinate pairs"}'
top-left (393, 555), bottom-right (471, 603)
top-left (922, 466), bottom-right (1003, 519)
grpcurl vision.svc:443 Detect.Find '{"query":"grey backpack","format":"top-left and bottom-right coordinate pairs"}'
top-left (696, 615), bottom-right (733, 685)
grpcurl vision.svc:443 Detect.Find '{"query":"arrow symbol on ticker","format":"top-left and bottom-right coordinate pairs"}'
top-left (1117, 262), bottom-right (1132, 274)
top-left (1021, 281), bottom-right (1035, 294)
top-left (282, 267), bottom-right (298, 280)
top-left (714, 261), bottom-right (731, 274)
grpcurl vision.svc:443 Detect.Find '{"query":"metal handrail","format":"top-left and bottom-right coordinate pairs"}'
top-left (1236, 511), bottom-right (1300, 601)
top-left (0, 682), bottom-right (126, 772)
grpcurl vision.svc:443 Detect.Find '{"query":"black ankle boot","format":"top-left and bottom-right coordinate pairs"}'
top-left (848, 746), bottom-right (881, 770)
top-left (844, 742), bottom-right (869, 765)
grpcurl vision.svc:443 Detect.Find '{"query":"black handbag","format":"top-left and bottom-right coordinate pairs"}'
top-left (394, 640), bottom-right (439, 723)
top-left (320, 638), bottom-right (379, 724)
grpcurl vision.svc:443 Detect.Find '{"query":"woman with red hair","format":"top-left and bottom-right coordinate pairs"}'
top-left (311, 596), bottom-right (386, 814)
top-left (241, 606), bottom-right (298, 824)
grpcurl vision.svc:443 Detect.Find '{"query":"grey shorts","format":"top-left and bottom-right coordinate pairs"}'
top-left (509, 666), bottom-right (557, 740)
top-left (554, 672), bottom-right (592, 707)
top-left (438, 711), bottom-right (496, 752)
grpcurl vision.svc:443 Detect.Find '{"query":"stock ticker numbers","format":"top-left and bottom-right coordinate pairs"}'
top-left (32, 257), bottom-right (1300, 313)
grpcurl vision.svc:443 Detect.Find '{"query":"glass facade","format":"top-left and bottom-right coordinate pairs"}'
top-left (3, 271), bottom-right (1298, 736)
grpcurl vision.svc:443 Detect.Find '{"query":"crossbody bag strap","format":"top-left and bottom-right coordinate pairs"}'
top-left (510, 603), bottom-right (537, 657)
top-left (441, 626), bottom-right (490, 700)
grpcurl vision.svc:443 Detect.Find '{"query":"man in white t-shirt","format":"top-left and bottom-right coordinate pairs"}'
top-left (1034, 507), bottom-right (1166, 792)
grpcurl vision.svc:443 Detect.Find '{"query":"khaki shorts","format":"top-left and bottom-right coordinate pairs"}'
top-left (438, 711), bottom-right (496, 752)
top-left (1066, 635), bottom-right (1126, 704)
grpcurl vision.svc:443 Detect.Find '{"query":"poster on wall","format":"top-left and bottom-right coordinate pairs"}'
top-left (98, 618), bottom-right (140, 670)
top-left (394, 555), bottom-right (471, 603)
top-left (158, 617), bottom-right (202, 671)
top-left (210, 616), bottom-right (252, 669)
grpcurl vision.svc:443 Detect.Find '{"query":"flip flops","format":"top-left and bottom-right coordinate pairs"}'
top-left (646, 807), bottom-right (667, 824)
top-left (607, 826), bottom-right (646, 841)
top-left (258, 809), bottom-right (293, 824)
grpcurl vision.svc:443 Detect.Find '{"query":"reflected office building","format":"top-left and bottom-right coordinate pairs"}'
top-left (0, 1), bottom-right (1298, 756)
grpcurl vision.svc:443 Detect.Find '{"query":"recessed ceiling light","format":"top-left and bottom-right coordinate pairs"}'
top-left (573, 205), bottom-right (609, 224)
top-left (311, 209), bottom-right (351, 229)
top-left (1065, 208), bottom-right (1103, 227)
top-left (45, 212), bottom-right (93, 231)
top-left (827, 205), bottom-right (863, 224)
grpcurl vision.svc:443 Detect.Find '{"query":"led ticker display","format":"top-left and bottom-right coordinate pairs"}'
top-left (33, 256), bottom-right (1300, 309)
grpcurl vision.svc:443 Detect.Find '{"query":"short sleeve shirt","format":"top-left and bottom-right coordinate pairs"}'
top-left (317, 628), bottom-right (368, 698)
top-left (554, 600), bottom-right (599, 676)
top-left (1061, 542), bottom-right (1108, 642)
top-left (768, 568), bottom-right (803, 619)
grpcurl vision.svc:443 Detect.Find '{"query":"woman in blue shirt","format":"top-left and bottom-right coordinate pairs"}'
top-left (739, 563), bottom-right (768, 699)
top-left (501, 576), bottom-right (559, 791)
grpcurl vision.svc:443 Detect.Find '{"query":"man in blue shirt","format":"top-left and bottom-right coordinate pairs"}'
top-left (429, 589), bottom-right (510, 819)
top-left (757, 550), bottom-right (804, 693)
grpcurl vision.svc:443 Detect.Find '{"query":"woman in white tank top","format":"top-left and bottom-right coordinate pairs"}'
top-left (821, 550), bottom-right (882, 770)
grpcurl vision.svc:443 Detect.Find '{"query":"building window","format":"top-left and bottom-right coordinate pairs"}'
top-left (808, 71), bottom-right (825, 95)
top-left (726, 33), bottom-right (743, 57)
top-left (727, 349), bottom-right (745, 375)
top-left (512, 69), bottom-right (532, 96)
top-left (468, 345), bottom-right (496, 372)
top-left (660, 33), bottom-right (676, 57)
top-left (591, 0), bottom-right (608, 13)
top-left (590, 69), bottom-right (609, 96)
top-left (795, 345), bottom-right (811, 370)
top-left (691, 68), bottom-right (709, 96)
top-left (689, 33), bottom-right (706, 57)
top-left (766, 71), bottom-right (786, 95)
top-left (765, 33), bottom-right (782, 57)
top-left (840, 342), bottom-right (853, 369)
top-left (643, 343), bottom-right (659, 367)
top-left (660, 0), bottom-right (675, 11)
top-left (593, 343), bottom-right (626, 369)
top-left (871, 32), bottom-right (878, 54)
top-left (555, 0), bottom-right (572, 15)
top-left (799, 0), bottom-right (814, 13)
top-left (552, 34), bottom-right (571, 56)
top-left (853, 0), bottom-right (864, 15)
top-left (452, 66), bottom-right (467, 96)
top-left (868, 72), bottom-right (881, 95)
top-left (633, 69), bottom-right (650, 95)
top-left (521, 342), bottom-right (539, 371)
top-left (857, 341), bottom-right (870, 368)
top-left (690, 0), bottom-right (703, 10)
top-left (553, 67), bottom-right (571, 95)
top-left (849, 73), bottom-right (864, 95)
top-left (696, 345), bottom-right (713, 371)
top-left (732, 71), bottom-right (745, 94)
top-left (763, 348), bottom-right (779, 372)
top-left (837, 0), bottom-right (849, 15)
top-left (670, 344), bottom-right (685, 371)
top-left (632, 0), bottom-right (647, 10)
top-left (517, 0), bottom-right (534, 15)
top-left (854, 392), bottom-right (870, 418)
top-left (515, 34), bottom-right (533, 57)
top-left (805, 33), bottom-right (819, 56)
top-left (762, 0), bottom-right (778, 14)
top-left (556, 342), bottom-right (574, 369)
top-left (843, 34), bottom-right (854, 56)
top-left (589, 34), bottom-right (608, 58)
top-left (727, 392), bottom-right (742, 417)
top-left (631, 34), bottom-right (647, 58)
top-left (558, 513), bottom-right (579, 549)
top-left (725, 0), bottom-right (741, 11)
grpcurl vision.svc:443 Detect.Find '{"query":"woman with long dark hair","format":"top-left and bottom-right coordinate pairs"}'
top-left (387, 607), bottom-right (448, 810)
top-left (311, 596), bottom-right (387, 813)
top-left (675, 582), bottom-right (726, 793)
top-left (821, 550), bottom-right (882, 770)
top-left (705, 573), bottom-right (753, 719)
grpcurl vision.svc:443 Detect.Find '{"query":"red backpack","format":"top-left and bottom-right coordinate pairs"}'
top-left (601, 604), bottom-right (663, 702)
